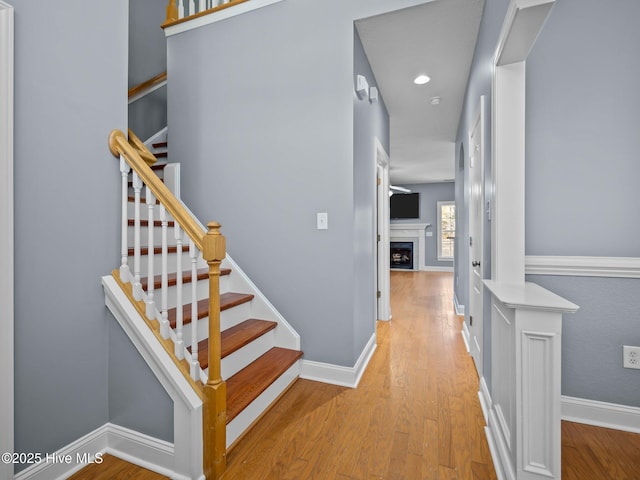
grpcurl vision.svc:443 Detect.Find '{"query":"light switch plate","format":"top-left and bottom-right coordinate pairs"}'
top-left (317, 212), bottom-right (328, 230)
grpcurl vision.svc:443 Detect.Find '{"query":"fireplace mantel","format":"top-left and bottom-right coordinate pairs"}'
top-left (389, 223), bottom-right (429, 271)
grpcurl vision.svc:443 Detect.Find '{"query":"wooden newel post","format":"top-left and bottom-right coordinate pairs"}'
top-left (165, 0), bottom-right (178, 24)
top-left (202, 222), bottom-right (227, 479)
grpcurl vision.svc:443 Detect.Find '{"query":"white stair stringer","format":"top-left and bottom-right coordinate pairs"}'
top-left (102, 275), bottom-right (204, 480)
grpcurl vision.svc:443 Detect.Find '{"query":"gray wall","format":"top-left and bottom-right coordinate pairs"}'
top-left (524, 0), bottom-right (640, 407)
top-left (353, 29), bottom-right (390, 354)
top-left (456, 0), bottom-right (640, 407)
top-left (129, 0), bottom-right (167, 140)
top-left (391, 182), bottom-right (455, 269)
top-left (12, 1), bottom-right (175, 472)
top-left (12, 0), bottom-right (126, 471)
top-left (108, 320), bottom-right (174, 442)
top-left (167, 0), bottom-right (429, 367)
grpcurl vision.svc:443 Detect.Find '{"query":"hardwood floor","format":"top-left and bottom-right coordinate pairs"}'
top-left (66, 454), bottom-right (168, 480)
top-left (72, 271), bottom-right (640, 479)
top-left (223, 271), bottom-right (496, 479)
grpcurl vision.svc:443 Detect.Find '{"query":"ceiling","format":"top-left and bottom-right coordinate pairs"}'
top-left (355, 0), bottom-right (485, 185)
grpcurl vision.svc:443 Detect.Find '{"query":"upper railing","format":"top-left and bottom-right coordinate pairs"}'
top-left (162, 0), bottom-right (249, 29)
top-left (108, 129), bottom-right (227, 478)
top-left (128, 72), bottom-right (167, 105)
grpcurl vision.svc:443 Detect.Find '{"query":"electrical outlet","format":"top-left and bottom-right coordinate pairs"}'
top-left (623, 346), bottom-right (640, 369)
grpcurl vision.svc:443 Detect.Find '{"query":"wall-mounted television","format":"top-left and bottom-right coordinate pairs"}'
top-left (390, 192), bottom-right (420, 219)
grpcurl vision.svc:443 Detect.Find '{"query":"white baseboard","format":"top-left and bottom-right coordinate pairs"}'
top-left (478, 376), bottom-right (491, 423)
top-left (14, 423), bottom-right (188, 480)
top-left (562, 396), bottom-right (640, 434)
top-left (300, 333), bottom-right (377, 388)
top-left (461, 321), bottom-right (471, 354)
top-left (454, 293), bottom-right (465, 316)
top-left (420, 265), bottom-right (454, 273)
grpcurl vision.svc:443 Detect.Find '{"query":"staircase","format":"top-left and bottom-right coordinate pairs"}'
top-left (103, 130), bottom-right (302, 479)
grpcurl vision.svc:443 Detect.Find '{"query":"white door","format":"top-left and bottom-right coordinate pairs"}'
top-left (468, 99), bottom-right (484, 377)
top-left (376, 140), bottom-right (391, 321)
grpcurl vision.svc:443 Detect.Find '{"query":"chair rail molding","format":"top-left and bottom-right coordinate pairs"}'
top-left (0, 4), bottom-right (14, 480)
top-left (525, 256), bottom-right (640, 278)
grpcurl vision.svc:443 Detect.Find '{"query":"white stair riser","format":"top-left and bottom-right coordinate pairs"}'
top-left (127, 226), bottom-right (181, 247)
top-left (180, 301), bottom-right (253, 345)
top-left (226, 361), bottom-right (300, 448)
top-left (220, 330), bottom-right (275, 380)
top-left (130, 251), bottom-right (205, 278)
top-left (141, 277), bottom-right (231, 312)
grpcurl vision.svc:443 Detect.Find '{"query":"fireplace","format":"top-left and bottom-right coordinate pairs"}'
top-left (390, 242), bottom-right (414, 270)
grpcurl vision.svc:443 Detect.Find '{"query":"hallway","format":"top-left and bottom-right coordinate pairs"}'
top-left (223, 271), bottom-right (497, 479)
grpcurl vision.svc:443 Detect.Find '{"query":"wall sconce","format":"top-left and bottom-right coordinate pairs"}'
top-left (356, 75), bottom-right (369, 100)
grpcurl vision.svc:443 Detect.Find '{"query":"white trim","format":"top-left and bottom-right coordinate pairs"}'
top-left (164, 0), bottom-right (285, 37)
top-left (454, 292), bottom-right (465, 316)
top-left (525, 256), bottom-right (640, 278)
top-left (436, 200), bottom-right (455, 262)
top-left (461, 321), bottom-right (471, 353)
top-left (478, 376), bottom-right (491, 423)
top-left (0, 4), bottom-right (13, 480)
top-left (300, 333), bottom-right (377, 388)
top-left (143, 126), bottom-right (168, 147)
top-left (376, 138), bottom-right (391, 321)
top-left (102, 275), bottom-right (205, 480)
top-left (421, 265), bottom-right (454, 273)
top-left (14, 423), bottom-right (198, 480)
top-left (561, 396), bottom-right (640, 434)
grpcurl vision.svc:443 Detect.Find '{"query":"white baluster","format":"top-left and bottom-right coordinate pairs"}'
top-left (145, 187), bottom-right (156, 318)
top-left (178, 0), bottom-right (184, 18)
top-left (174, 224), bottom-right (184, 359)
top-left (199, 0), bottom-right (206, 13)
top-left (119, 156), bottom-right (130, 281)
top-left (189, 239), bottom-right (199, 380)
top-left (189, 0), bottom-right (195, 16)
top-left (132, 171), bottom-right (143, 300)
top-left (159, 205), bottom-right (170, 339)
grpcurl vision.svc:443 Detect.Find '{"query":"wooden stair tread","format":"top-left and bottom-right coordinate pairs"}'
top-left (128, 219), bottom-right (175, 228)
top-left (226, 347), bottom-right (303, 424)
top-left (128, 245), bottom-right (178, 256)
top-left (188, 319), bottom-right (278, 369)
top-left (168, 292), bottom-right (254, 328)
top-left (152, 141), bottom-right (167, 149)
top-left (141, 267), bottom-right (231, 291)
top-left (128, 196), bottom-right (160, 205)
top-left (155, 152), bottom-right (168, 158)
top-left (150, 163), bottom-right (167, 171)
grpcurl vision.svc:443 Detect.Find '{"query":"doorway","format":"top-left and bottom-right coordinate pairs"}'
top-left (468, 97), bottom-right (485, 377)
top-left (376, 138), bottom-right (391, 321)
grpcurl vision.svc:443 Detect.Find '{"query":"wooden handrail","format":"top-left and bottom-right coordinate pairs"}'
top-left (128, 72), bottom-right (167, 103)
top-left (109, 129), bottom-right (204, 249)
top-left (127, 129), bottom-right (157, 167)
top-left (162, 0), bottom-right (250, 29)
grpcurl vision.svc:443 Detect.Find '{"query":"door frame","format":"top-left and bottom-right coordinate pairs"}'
top-left (0, 2), bottom-right (14, 477)
top-left (375, 137), bottom-right (391, 321)
top-left (467, 96), bottom-right (485, 378)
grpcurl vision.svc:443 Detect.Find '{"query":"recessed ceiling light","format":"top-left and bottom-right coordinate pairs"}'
top-left (413, 74), bottom-right (431, 85)
top-left (430, 96), bottom-right (441, 105)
